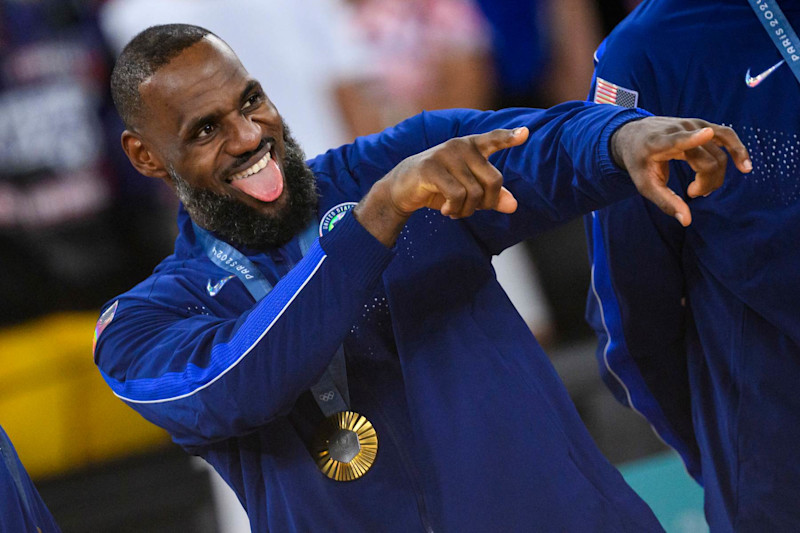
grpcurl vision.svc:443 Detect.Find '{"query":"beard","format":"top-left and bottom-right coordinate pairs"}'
top-left (170, 125), bottom-right (319, 249)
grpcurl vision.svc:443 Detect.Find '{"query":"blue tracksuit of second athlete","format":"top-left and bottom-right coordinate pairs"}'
top-left (586, 1), bottom-right (800, 530)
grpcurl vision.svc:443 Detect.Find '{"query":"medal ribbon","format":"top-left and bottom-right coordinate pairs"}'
top-left (748, 0), bottom-right (800, 86)
top-left (193, 220), bottom-right (350, 416)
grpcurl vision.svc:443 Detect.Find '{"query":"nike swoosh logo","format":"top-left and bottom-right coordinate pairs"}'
top-left (745, 59), bottom-right (785, 88)
top-left (207, 275), bottom-right (235, 297)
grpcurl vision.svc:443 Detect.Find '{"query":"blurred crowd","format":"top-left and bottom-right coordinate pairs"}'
top-left (0, 0), bottom-right (648, 530)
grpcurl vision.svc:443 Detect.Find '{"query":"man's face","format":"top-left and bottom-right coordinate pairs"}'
top-left (132, 36), bottom-right (317, 247)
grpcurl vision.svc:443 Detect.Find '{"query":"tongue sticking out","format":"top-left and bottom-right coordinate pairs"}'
top-left (230, 157), bottom-right (284, 203)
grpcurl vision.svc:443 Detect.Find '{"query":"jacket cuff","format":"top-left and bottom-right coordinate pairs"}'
top-left (597, 107), bottom-right (653, 186)
top-left (319, 210), bottom-right (394, 286)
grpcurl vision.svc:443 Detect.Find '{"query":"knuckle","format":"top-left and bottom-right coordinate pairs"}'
top-left (419, 157), bottom-right (439, 173)
top-left (695, 157), bottom-right (715, 172)
top-left (439, 139), bottom-right (463, 157)
top-left (644, 132), bottom-right (662, 149)
top-left (471, 133), bottom-right (487, 146)
top-left (442, 137), bottom-right (460, 149)
top-left (483, 176), bottom-right (502, 193)
top-left (467, 181), bottom-right (484, 199)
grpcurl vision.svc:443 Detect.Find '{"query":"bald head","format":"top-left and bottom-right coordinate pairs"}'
top-left (111, 23), bottom-right (217, 129)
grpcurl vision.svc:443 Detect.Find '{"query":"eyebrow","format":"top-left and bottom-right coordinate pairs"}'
top-left (182, 80), bottom-right (263, 139)
top-left (241, 80), bottom-right (261, 100)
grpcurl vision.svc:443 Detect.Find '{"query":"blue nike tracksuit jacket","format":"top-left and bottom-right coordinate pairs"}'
top-left (586, 1), bottom-right (800, 531)
top-left (95, 104), bottom-right (663, 531)
top-left (0, 426), bottom-right (60, 532)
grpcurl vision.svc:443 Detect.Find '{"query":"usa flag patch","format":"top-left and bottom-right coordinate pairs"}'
top-left (594, 77), bottom-right (638, 108)
top-left (93, 300), bottom-right (118, 355)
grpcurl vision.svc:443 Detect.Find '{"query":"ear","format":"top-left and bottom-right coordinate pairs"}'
top-left (121, 130), bottom-right (170, 180)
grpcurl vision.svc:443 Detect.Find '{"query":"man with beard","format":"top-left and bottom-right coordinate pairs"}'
top-left (93, 24), bottom-right (750, 531)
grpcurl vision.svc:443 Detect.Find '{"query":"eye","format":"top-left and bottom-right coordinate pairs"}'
top-left (197, 123), bottom-right (216, 138)
top-left (242, 92), bottom-right (263, 110)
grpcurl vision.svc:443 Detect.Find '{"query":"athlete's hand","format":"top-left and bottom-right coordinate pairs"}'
top-left (354, 127), bottom-right (529, 246)
top-left (611, 117), bottom-right (752, 226)
top-left (386, 127), bottom-right (527, 218)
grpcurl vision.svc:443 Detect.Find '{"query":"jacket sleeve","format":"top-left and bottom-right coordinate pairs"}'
top-left (95, 213), bottom-right (393, 448)
top-left (311, 101), bottom-right (652, 253)
top-left (454, 101), bottom-right (651, 252)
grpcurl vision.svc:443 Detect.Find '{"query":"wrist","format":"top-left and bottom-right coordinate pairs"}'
top-left (610, 122), bottom-right (632, 171)
top-left (353, 178), bottom-right (410, 247)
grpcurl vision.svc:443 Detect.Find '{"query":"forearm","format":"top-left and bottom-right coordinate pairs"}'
top-left (457, 102), bottom-right (647, 249)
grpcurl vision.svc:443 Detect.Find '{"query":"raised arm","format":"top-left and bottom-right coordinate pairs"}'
top-left (344, 103), bottom-right (750, 249)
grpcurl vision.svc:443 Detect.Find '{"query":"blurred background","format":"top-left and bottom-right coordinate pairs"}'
top-left (0, 0), bottom-right (705, 531)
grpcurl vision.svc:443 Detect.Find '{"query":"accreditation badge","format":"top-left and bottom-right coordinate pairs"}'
top-left (312, 411), bottom-right (378, 481)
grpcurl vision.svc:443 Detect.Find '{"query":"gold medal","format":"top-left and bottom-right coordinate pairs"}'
top-left (312, 411), bottom-right (378, 481)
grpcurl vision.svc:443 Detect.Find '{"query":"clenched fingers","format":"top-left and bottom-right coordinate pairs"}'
top-left (661, 123), bottom-right (752, 198)
top-left (436, 128), bottom-right (528, 217)
top-left (684, 142), bottom-right (728, 198)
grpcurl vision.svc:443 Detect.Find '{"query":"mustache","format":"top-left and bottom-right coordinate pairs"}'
top-left (225, 137), bottom-right (275, 175)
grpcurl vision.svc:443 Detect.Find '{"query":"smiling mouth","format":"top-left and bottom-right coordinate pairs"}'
top-left (227, 149), bottom-right (273, 183)
top-left (225, 143), bottom-right (285, 204)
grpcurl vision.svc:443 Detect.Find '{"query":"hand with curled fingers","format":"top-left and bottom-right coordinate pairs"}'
top-left (611, 116), bottom-right (752, 226)
top-left (354, 127), bottom-right (529, 246)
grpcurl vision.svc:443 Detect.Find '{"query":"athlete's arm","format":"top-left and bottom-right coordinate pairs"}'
top-left (95, 212), bottom-right (393, 448)
top-left (346, 103), bottom-right (749, 248)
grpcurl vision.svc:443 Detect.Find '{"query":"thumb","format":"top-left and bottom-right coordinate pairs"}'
top-left (494, 186), bottom-right (518, 214)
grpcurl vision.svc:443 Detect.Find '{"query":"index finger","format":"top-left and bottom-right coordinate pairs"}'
top-left (708, 124), bottom-right (753, 174)
top-left (472, 127), bottom-right (530, 159)
top-left (651, 127), bottom-right (716, 161)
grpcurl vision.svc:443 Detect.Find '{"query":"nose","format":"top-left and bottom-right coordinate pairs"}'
top-left (227, 114), bottom-right (261, 156)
